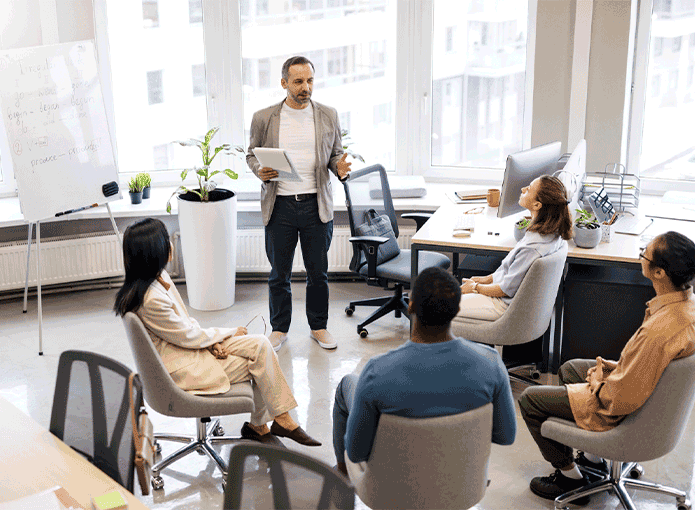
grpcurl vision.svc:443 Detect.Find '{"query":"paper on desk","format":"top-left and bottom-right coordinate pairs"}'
top-left (252, 148), bottom-right (303, 182)
top-left (0, 486), bottom-right (81, 510)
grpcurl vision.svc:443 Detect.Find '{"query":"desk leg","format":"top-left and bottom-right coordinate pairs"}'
top-left (411, 247), bottom-right (419, 285)
top-left (551, 271), bottom-right (566, 374)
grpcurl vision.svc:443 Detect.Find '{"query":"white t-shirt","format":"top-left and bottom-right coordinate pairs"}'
top-left (277, 102), bottom-right (317, 195)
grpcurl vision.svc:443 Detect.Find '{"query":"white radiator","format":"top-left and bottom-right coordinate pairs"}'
top-left (0, 227), bottom-right (416, 291)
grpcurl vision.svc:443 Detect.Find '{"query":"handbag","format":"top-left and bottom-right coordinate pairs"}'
top-left (354, 208), bottom-right (401, 266)
top-left (128, 373), bottom-right (156, 496)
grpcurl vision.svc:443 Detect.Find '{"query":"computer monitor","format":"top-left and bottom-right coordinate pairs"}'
top-left (497, 141), bottom-right (562, 218)
top-left (554, 139), bottom-right (586, 221)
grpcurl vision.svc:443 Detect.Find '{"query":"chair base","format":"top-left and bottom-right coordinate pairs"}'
top-left (347, 283), bottom-right (409, 336)
top-left (506, 361), bottom-right (542, 386)
top-left (556, 460), bottom-right (691, 510)
top-left (151, 417), bottom-right (245, 490)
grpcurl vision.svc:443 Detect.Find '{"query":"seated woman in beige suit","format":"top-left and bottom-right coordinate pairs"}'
top-left (114, 218), bottom-right (320, 447)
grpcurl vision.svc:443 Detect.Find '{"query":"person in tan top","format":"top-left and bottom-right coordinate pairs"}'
top-left (114, 218), bottom-right (321, 447)
top-left (519, 231), bottom-right (695, 503)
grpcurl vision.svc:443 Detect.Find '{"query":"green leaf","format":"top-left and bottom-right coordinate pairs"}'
top-left (205, 127), bottom-right (220, 145)
top-left (180, 169), bottom-right (189, 181)
top-left (209, 170), bottom-right (220, 178)
top-left (223, 169), bottom-right (239, 180)
top-left (196, 168), bottom-right (207, 177)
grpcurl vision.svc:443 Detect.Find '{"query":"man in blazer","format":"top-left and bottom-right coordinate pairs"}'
top-left (247, 55), bottom-right (351, 352)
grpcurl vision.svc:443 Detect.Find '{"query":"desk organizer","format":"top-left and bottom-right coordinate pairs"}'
top-left (579, 163), bottom-right (640, 212)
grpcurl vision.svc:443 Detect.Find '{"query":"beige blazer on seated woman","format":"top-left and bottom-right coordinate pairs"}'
top-left (136, 270), bottom-right (239, 395)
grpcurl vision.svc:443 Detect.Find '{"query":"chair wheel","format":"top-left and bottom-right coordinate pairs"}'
top-left (213, 424), bottom-right (225, 436)
top-left (677, 500), bottom-right (691, 510)
top-left (531, 370), bottom-right (541, 380)
top-left (151, 476), bottom-right (164, 490)
top-left (358, 328), bottom-right (368, 338)
top-left (154, 440), bottom-right (162, 454)
top-left (628, 464), bottom-right (644, 479)
top-left (345, 306), bottom-right (354, 316)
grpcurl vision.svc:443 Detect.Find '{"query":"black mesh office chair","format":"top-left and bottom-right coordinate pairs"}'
top-left (49, 349), bottom-right (143, 492)
top-left (342, 164), bottom-right (450, 337)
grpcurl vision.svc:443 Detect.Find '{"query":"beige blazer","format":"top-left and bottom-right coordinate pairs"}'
top-left (136, 270), bottom-right (236, 395)
top-left (246, 99), bottom-right (344, 226)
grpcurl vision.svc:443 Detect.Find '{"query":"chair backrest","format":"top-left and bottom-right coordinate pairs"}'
top-left (122, 312), bottom-right (196, 417)
top-left (498, 242), bottom-right (568, 341)
top-left (223, 443), bottom-right (355, 510)
top-left (49, 349), bottom-right (142, 492)
top-left (343, 164), bottom-right (399, 271)
top-left (612, 353), bottom-right (695, 461)
top-left (348, 403), bottom-right (493, 510)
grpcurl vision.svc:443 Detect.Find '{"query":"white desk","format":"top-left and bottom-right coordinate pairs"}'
top-left (0, 396), bottom-right (149, 509)
top-left (410, 203), bottom-right (695, 371)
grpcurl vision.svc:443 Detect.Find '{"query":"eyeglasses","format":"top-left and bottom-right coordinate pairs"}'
top-left (639, 246), bottom-right (654, 264)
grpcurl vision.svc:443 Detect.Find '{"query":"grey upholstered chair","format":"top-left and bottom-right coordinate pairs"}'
top-left (541, 355), bottom-right (695, 510)
top-left (451, 243), bottom-right (568, 383)
top-left (343, 164), bottom-right (450, 337)
top-left (345, 403), bottom-right (492, 510)
top-left (122, 312), bottom-right (255, 490)
top-left (224, 443), bottom-right (355, 510)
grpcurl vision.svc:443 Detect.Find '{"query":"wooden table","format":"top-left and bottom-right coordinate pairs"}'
top-left (0, 396), bottom-right (149, 509)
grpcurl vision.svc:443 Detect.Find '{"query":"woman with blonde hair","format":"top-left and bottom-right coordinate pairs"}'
top-left (456, 175), bottom-right (572, 321)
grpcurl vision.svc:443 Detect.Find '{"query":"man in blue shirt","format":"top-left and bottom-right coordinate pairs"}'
top-left (332, 267), bottom-right (517, 475)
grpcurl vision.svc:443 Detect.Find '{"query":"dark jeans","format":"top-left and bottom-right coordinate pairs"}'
top-left (332, 373), bottom-right (358, 464)
top-left (518, 359), bottom-right (597, 469)
top-left (265, 195), bottom-right (333, 332)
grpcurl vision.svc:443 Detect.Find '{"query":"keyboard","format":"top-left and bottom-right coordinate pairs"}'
top-left (613, 215), bottom-right (653, 235)
top-left (453, 215), bottom-right (476, 237)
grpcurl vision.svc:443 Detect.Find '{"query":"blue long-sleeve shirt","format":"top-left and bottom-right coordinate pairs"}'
top-left (344, 338), bottom-right (517, 463)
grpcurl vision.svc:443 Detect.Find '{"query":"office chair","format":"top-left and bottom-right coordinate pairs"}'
top-left (342, 164), bottom-right (450, 337)
top-left (541, 355), bottom-right (695, 510)
top-left (122, 312), bottom-right (255, 490)
top-left (49, 349), bottom-right (143, 493)
top-left (345, 403), bottom-right (493, 510)
top-left (224, 443), bottom-right (355, 510)
top-left (451, 244), bottom-right (568, 384)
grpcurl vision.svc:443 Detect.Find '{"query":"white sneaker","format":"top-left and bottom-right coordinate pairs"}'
top-left (268, 331), bottom-right (288, 352)
top-left (310, 329), bottom-right (337, 350)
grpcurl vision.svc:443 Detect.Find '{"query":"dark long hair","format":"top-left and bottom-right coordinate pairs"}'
top-left (114, 218), bottom-right (171, 317)
top-left (527, 175), bottom-right (573, 240)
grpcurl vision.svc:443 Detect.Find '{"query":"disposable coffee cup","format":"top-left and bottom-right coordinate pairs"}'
top-left (487, 188), bottom-right (500, 207)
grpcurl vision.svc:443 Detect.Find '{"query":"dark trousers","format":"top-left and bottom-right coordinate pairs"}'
top-left (265, 195), bottom-right (333, 332)
top-left (518, 359), bottom-right (597, 469)
top-left (332, 373), bottom-right (358, 464)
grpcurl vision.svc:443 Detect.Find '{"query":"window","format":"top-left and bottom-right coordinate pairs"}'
top-left (189, 0), bottom-right (202, 24)
top-left (652, 75), bottom-right (662, 98)
top-left (373, 102), bottom-right (391, 126)
top-left (340, 111), bottom-right (351, 133)
top-left (142, 0), bottom-right (159, 28)
top-left (690, 32), bottom-right (695, 48)
top-left (689, 65), bottom-right (694, 87)
top-left (673, 36), bottom-right (682, 53)
top-left (258, 58), bottom-right (271, 89)
top-left (654, 37), bottom-right (663, 57)
top-left (153, 144), bottom-right (170, 170)
top-left (446, 27), bottom-right (454, 53)
top-left (147, 70), bottom-right (164, 105)
top-left (192, 64), bottom-right (205, 97)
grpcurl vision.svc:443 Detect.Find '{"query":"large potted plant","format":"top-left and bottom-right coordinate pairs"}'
top-left (167, 127), bottom-right (245, 311)
top-left (573, 208), bottom-right (602, 249)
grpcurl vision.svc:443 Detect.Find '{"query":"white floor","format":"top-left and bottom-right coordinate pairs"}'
top-left (1, 280), bottom-right (694, 509)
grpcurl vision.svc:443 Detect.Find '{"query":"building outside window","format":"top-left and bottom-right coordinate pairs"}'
top-left (147, 70), bottom-right (164, 105)
top-left (142, 0), bottom-right (159, 28)
top-left (673, 35), bottom-right (682, 52)
top-left (189, 0), bottom-right (203, 24)
top-left (192, 64), bottom-right (205, 97)
top-left (446, 27), bottom-right (454, 53)
top-left (152, 144), bottom-right (170, 170)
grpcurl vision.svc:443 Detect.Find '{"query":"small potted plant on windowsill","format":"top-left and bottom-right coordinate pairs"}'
top-left (167, 126), bottom-right (245, 311)
top-left (514, 216), bottom-right (531, 241)
top-left (341, 129), bottom-right (365, 163)
top-left (574, 208), bottom-right (601, 248)
top-left (128, 176), bottom-right (144, 204)
top-left (138, 172), bottom-right (152, 199)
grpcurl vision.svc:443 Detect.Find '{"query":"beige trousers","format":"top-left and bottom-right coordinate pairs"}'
top-left (217, 334), bottom-right (297, 426)
top-left (455, 292), bottom-right (509, 321)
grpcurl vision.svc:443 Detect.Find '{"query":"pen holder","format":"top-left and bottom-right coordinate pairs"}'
top-left (601, 223), bottom-right (614, 243)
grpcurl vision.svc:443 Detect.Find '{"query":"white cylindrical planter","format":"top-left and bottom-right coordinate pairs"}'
top-left (178, 189), bottom-right (237, 310)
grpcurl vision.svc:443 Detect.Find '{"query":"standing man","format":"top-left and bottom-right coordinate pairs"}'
top-left (247, 56), bottom-right (352, 352)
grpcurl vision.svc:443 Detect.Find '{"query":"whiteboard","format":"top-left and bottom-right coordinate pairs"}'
top-left (0, 40), bottom-right (120, 222)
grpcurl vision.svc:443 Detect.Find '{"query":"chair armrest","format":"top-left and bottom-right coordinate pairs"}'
top-left (401, 212), bottom-right (433, 231)
top-left (349, 236), bottom-right (388, 280)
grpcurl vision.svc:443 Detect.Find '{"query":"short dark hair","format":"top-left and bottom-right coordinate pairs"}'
top-left (411, 267), bottom-right (461, 328)
top-left (650, 231), bottom-right (695, 288)
top-left (113, 218), bottom-right (171, 317)
top-left (281, 56), bottom-right (315, 82)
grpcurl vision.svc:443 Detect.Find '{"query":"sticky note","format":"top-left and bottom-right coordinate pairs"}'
top-left (91, 489), bottom-right (128, 510)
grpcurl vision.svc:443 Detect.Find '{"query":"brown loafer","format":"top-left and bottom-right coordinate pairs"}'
top-left (241, 422), bottom-right (285, 448)
top-left (270, 421), bottom-right (322, 446)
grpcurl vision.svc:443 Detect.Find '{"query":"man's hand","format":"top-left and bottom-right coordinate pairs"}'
top-left (460, 279), bottom-right (477, 294)
top-left (336, 153), bottom-right (352, 180)
top-left (233, 327), bottom-right (248, 337)
top-left (258, 167), bottom-right (279, 182)
top-left (471, 275), bottom-right (492, 284)
top-left (208, 342), bottom-right (228, 359)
